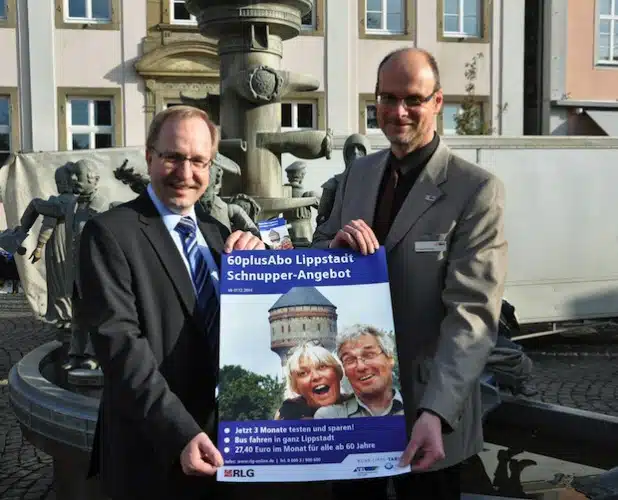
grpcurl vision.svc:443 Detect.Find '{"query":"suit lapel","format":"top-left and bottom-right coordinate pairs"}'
top-left (136, 194), bottom-right (197, 318)
top-left (345, 150), bottom-right (390, 226)
top-left (385, 141), bottom-right (450, 250)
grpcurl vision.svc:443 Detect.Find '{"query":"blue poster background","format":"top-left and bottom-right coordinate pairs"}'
top-left (222, 247), bottom-right (389, 295)
top-left (217, 247), bottom-right (409, 482)
top-left (219, 416), bottom-right (406, 466)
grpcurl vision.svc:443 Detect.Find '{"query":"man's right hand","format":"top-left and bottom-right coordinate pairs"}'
top-left (180, 432), bottom-right (224, 476)
top-left (329, 219), bottom-right (379, 255)
top-left (29, 248), bottom-right (42, 263)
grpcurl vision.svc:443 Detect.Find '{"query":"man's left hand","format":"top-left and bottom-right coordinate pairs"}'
top-left (224, 231), bottom-right (265, 253)
top-left (399, 411), bottom-right (445, 470)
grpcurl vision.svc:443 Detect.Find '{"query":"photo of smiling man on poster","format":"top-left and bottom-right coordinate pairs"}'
top-left (314, 325), bottom-right (403, 419)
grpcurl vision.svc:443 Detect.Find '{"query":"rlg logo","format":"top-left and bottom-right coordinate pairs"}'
top-left (223, 469), bottom-right (255, 478)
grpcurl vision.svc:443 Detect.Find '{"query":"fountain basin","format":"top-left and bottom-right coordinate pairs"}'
top-left (186, 0), bottom-right (312, 40)
top-left (8, 340), bottom-right (106, 500)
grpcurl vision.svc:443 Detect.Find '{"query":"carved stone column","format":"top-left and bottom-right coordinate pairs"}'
top-left (185, 0), bottom-right (332, 216)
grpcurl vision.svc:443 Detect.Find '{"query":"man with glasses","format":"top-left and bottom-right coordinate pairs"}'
top-left (313, 48), bottom-right (507, 499)
top-left (79, 105), bottom-right (264, 500)
top-left (314, 325), bottom-right (403, 419)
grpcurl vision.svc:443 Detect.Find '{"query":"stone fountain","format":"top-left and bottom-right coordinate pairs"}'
top-left (7, 1), bottom-right (331, 499)
top-left (185, 0), bottom-right (330, 219)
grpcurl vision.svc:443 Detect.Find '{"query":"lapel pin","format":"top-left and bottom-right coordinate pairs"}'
top-left (425, 194), bottom-right (437, 202)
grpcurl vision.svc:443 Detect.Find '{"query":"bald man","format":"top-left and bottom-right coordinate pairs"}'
top-left (313, 48), bottom-right (507, 500)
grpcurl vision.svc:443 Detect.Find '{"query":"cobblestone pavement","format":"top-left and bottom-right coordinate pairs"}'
top-left (528, 353), bottom-right (618, 417)
top-left (0, 295), bottom-right (57, 500)
top-left (0, 296), bottom-right (617, 499)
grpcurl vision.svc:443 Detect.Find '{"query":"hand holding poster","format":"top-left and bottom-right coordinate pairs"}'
top-left (217, 247), bottom-right (410, 482)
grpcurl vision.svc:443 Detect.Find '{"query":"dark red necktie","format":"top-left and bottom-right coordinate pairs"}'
top-left (373, 165), bottom-right (399, 244)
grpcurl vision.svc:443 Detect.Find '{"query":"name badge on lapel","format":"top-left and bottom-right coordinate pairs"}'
top-left (415, 240), bottom-right (447, 253)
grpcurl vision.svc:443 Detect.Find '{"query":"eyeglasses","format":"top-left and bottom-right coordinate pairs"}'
top-left (376, 91), bottom-right (437, 108)
top-left (150, 148), bottom-right (212, 171)
top-left (340, 349), bottom-right (385, 368)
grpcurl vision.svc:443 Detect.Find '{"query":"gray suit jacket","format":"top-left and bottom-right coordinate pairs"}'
top-left (312, 139), bottom-right (507, 469)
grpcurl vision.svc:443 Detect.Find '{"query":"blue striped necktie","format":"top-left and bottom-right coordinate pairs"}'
top-left (175, 216), bottom-right (217, 330)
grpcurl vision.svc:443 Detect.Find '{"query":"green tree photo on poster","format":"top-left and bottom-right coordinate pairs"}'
top-left (218, 365), bottom-right (285, 421)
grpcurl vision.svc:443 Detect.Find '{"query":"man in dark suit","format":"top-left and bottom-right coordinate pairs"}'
top-left (79, 105), bottom-right (264, 500)
top-left (313, 48), bottom-right (507, 499)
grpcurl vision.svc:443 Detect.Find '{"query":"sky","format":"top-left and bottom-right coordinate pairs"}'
top-left (219, 282), bottom-right (395, 380)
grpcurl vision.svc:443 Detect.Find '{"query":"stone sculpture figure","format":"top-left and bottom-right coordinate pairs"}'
top-left (113, 159), bottom-right (149, 195)
top-left (0, 159), bottom-right (102, 368)
top-left (316, 133), bottom-right (372, 226)
top-left (282, 160), bottom-right (320, 246)
top-left (0, 163), bottom-right (78, 328)
top-left (201, 160), bottom-right (260, 236)
top-left (64, 159), bottom-right (102, 370)
top-left (228, 192), bottom-right (261, 222)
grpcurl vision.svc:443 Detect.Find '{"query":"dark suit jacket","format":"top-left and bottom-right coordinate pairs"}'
top-left (79, 192), bottom-right (229, 500)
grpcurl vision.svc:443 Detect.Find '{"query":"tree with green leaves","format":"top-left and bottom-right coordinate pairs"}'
top-left (454, 53), bottom-right (507, 135)
top-left (218, 365), bottom-right (285, 421)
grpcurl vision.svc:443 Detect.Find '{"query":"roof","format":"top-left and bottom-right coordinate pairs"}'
top-left (269, 286), bottom-right (335, 311)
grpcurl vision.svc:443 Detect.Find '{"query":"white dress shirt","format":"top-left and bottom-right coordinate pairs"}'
top-left (147, 184), bottom-right (220, 298)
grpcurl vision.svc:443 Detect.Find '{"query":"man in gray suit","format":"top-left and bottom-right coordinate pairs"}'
top-left (312, 48), bottom-right (507, 499)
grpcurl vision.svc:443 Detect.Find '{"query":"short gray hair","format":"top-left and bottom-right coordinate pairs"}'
top-left (336, 324), bottom-right (395, 358)
top-left (284, 342), bottom-right (344, 398)
top-left (146, 105), bottom-right (219, 154)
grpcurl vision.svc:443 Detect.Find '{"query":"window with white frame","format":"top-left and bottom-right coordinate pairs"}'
top-left (281, 101), bottom-right (316, 130)
top-left (0, 0), bottom-right (6, 20)
top-left (171, 0), bottom-right (196, 24)
top-left (66, 0), bottom-right (111, 22)
top-left (442, 102), bottom-right (483, 134)
top-left (366, 0), bottom-right (404, 34)
top-left (442, 103), bottom-right (462, 135)
top-left (365, 104), bottom-right (381, 133)
top-left (443, 0), bottom-right (481, 37)
top-left (68, 98), bottom-right (114, 150)
top-left (598, 0), bottom-right (618, 63)
top-left (301, 3), bottom-right (316, 30)
top-left (0, 97), bottom-right (10, 154)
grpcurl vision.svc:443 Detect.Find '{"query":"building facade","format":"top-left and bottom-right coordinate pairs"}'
top-left (527, 0), bottom-right (618, 135)
top-left (0, 0), bottom-right (524, 163)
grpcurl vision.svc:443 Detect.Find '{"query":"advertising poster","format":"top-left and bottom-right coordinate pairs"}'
top-left (257, 218), bottom-right (294, 250)
top-left (217, 247), bottom-right (410, 482)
